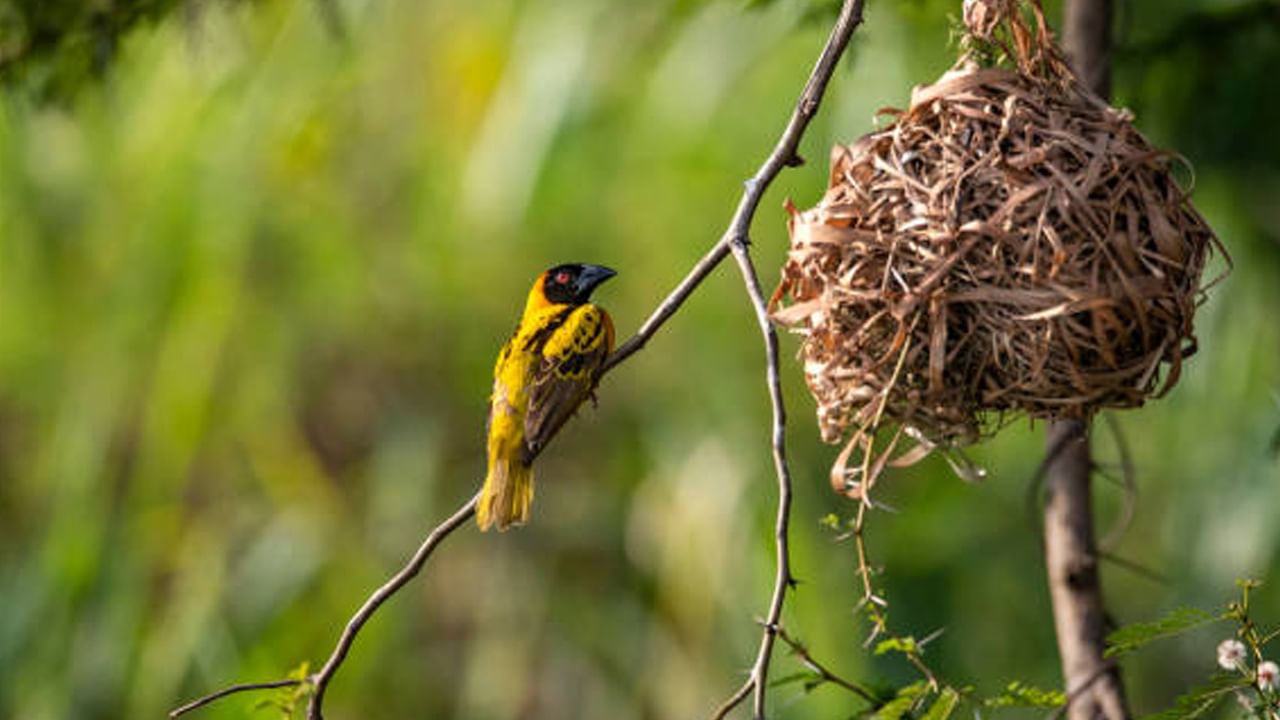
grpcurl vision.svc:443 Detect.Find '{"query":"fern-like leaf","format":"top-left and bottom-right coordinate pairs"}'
top-left (1105, 607), bottom-right (1227, 658)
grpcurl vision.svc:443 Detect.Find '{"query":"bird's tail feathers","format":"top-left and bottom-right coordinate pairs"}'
top-left (477, 457), bottom-right (534, 531)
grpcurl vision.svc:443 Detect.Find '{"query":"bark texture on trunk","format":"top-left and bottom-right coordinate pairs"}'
top-left (1044, 420), bottom-right (1128, 720)
top-left (1044, 3), bottom-right (1130, 718)
top-left (1063, 0), bottom-right (1115, 99)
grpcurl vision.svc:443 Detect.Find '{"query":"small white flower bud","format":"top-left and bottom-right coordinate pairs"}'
top-left (1258, 660), bottom-right (1278, 691)
top-left (1218, 639), bottom-right (1247, 670)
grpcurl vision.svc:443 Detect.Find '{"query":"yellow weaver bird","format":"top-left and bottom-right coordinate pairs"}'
top-left (478, 263), bottom-right (616, 531)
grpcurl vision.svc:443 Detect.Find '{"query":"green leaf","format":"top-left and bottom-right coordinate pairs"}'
top-left (770, 670), bottom-right (823, 691)
top-left (984, 681), bottom-right (1066, 709)
top-left (873, 681), bottom-right (930, 720)
top-left (875, 636), bottom-right (920, 657)
top-left (1105, 607), bottom-right (1227, 658)
top-left (921, 687), bottom-right (961, 720)
top-left (1143, 673), bottom-right (1250, 720)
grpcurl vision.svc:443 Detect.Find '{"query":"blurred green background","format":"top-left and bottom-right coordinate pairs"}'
top-left (1, 0), bottom-right (1278, 718)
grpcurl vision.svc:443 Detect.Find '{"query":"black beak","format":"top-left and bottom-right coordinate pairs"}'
top-left (574, 264), bottom-right (617, 298)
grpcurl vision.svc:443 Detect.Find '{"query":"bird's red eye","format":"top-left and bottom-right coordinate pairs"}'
top-left (555, 271), bottom-right (572, 285)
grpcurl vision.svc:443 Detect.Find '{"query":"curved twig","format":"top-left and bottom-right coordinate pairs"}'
top-left (732, 240), bottom-right (796, 720)
top-left (606, 0), bottom-right (865, 376)
top-left (707, 1), bottom-right (867, 718)
top-left (169, 679), bottom-right (303, 718)
top-left (171, 494), bottom-right (480, 719)
top-left (1046, 659), bottom-right (1122, 720)
top-left (775, 625), bottom-right (879, 704)
top-left (305, 493), bottom-right (480, 718)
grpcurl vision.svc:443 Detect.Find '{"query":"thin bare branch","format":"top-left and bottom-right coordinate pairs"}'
top-left (169, 679), bottom-right (303, 718)
top-left (305, 493), bottom-right (480, 718)
top-left (1046, 659), bottom-right (1122, 720)
top-left (849, 458), bottom-right (938, 690)
top-left (603, 243), bottom-right (731, 372)
top-left (706, 1), bottom-right (866, 718)
top-left (607, 0), bottom-right (866, 375)
top-left (775, 626), bottom-right (878, 704)
top-left (1097, 551), bottom-right (1168, 585)
top-left (170, 493), bottom-right (479, 718)
top-left (711, 678), bottom-right (755, 720)
top-left (731, 239), bottom-right (795, 720)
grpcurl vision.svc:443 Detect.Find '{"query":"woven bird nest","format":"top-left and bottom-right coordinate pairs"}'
top-left (771, 0), bottom-right (1225, 497)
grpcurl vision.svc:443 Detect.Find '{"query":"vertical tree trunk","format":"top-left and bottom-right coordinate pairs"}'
top-left (1044, 2), bottom-right (1129, 719)
top-left (1063, 0), bottom-right (1114, 99)
top-left (1044, 421), bottom-right (1128, 720)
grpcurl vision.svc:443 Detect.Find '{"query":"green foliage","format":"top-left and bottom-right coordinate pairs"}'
top-left (865, 682), bottom-right (967, 720)
top-left (770, 669), bottom-right (826, 691)
top-left (949, 12), bottom-right (1003, 67)
top-left (872, 681), bottom-right (931, 720)
top-left (875, 636), bottom-right (922, 657)
top-left (0, 0), bottom-right (215, 98)
top-left (254, 663), bottom-right (314, 720)
top-left (1111, 581), bottom-right (1280, 720)
top-left (921, 686), bottom-right (961, 720)
top-left (1143, 673), bottom-right (1250, 720)
top-left (983, 681), bottom-right (1067, 710)
top-left (1116, 0), bottom-right (1280, 174)
top-left (1105, 607), bottom-right (1228, 658)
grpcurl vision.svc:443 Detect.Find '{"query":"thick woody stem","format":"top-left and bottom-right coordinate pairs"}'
top-left (1063, 0), bottom-right (1114, 99)
top-left (1044, 420), bottom-right (1127, 720)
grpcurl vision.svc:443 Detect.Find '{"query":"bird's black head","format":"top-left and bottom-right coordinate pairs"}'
top-left (542, 263), bottom-right (617, 305)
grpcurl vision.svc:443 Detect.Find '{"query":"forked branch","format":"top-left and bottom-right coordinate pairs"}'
top-left (171, 1), bottom-right (865, 717)
top-left (707, 0), bottom-right (866, 717)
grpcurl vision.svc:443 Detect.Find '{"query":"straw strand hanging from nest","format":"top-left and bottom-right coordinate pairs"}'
top-left (770, 0), bottom-right (1226, 498)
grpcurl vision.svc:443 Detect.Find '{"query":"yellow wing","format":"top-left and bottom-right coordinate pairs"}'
top-left (521, 304), bottom-right (613, 464)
